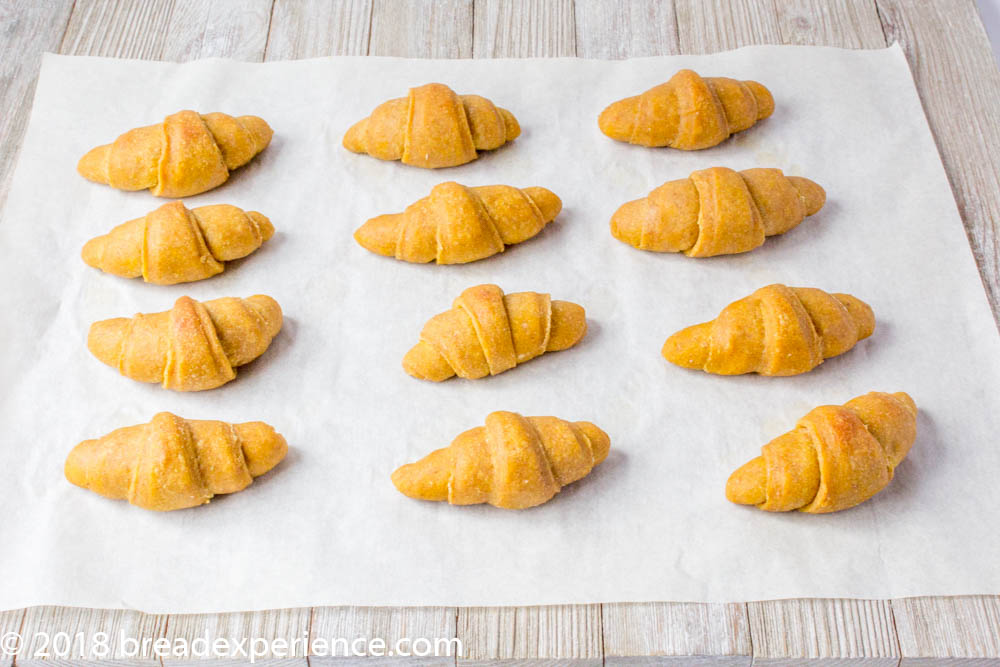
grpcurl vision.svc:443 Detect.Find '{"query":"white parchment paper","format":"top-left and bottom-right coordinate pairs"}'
top-left (1, 45), bottom-right (999, 613)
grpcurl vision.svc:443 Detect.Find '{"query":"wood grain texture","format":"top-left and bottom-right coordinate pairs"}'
top-left (158, 0), bottom-right (273, 62)
top-left (456, 605), bottom-right (601, 665)
top-left (602, 602), bottom-right (751, 665)
top-left (16, 606), bottom-right (167, 666)
top-left (59, 0), bottom-right (177, 57)
top-left (775, 0), bottom-right (886, 48)
top-left (747, 599), bottom-right (899, 666)
top-left (309, 606), bottom-right (457, 665)
top-left (893, 596), bottom-right (1000, 663)
top-left (876, 0), bottom-right (1000, 328)
top-left (369, 0), bottom-right (473, 57)
top-left (0, 609), bottom-right (25, 667)
top-left (573, 0), bottom-right (680, 58)
top-left (474, 0), bottom-right (576, 57)
top-left (265, 0), bottom-right (372, 59)
top-left (0, 0), bottom-right (74, 214)
top-left (675, 0), bottom-right (782, 52)
top-left (160, 608), bottom-right (309, 665)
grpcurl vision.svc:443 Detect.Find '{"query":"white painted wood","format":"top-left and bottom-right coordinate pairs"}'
top-left (774, 0), bottom-right (886, 49)
top-left (159, 607), bottom-right (309, 665)
top-left (573, 0), bottom-right (679, 58)
top-left (893, 596), bottom-right (1000, 664)
top-left (601, 602), bottom-right (751, 666)
top-left (265, 0), bottom-right (372, 59)
top-left (456, 605), bottom-right (602, 665)
top-left (369, 0), bottom-right (474, 58)
top-left (159, 0), bottom-right (273, 62)
top-left (16, 606), bottom-right (166, 666)
top-left (0, 0), bottom-right (74, 213)
top-left (747, 599), bottom-right (899, 665)
top-left (473, 0), bottom-right (576, 57)
top-left (0, 608), bottom-right (25, 667)
top-left (309, 606), bottom-right (457, 665)
top-left (59, 0), bottom-right (177, 58)
top-left (674, 0), bottom-right (782, 53)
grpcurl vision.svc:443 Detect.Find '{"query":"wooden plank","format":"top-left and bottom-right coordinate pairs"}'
top-left (747, 599), bottom-right (900, 666)
top-left (0, 608), bottom-right (25, 667)
top-left (473, 0), bottom-right (576, 57)
top-left (876, 0), bottom-right (1000, 325)
top-left (369, 0), bottom-right (474, 58)
top-left (456, 605), bottom-right (601, 665)
top-left (159, 608), bottom-right (309, 665)
top-left (265, 0), bottom-right (372, 59)
top-left (309, 606), bottom-right (457, 665)
top-left (893, 596), bottom-right (1000, 664)
top-left (602, 602), bottom-right (751, 665)
top-left (0, 0), bottom-right (74, 214)
top-left (159, 0), bottom-right (274, 62)
top-left (59, 0), bottom-right (177, 58)
top-left (674, 0), bottom-right (782, 53)
top-left (775, 0), bottom-right (886, 48)
top-left (573, 0), bottom-right (680, 58)
top-left (16, 606), bottom-right (166, 666)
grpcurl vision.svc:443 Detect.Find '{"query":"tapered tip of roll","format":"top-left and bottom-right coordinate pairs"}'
top-left (745, 80), bottom-right (775, 119)
top-left (233, 422), bottom-right (288, 477)
top-left (788, 176), bottom-right (826, 216)
top-left (661, 322), bottom-right (712, 370)
top-left (81, 235), bottom-right (106, 269)
top-left (77, 144), bottom-right (110, 184)
top-left (87, 317), bottom-right (129, 367)
top-left (499, 108), bottom-right (520, 141)
top-left (354, 214), bottom-right (401, 257)
top-left (391, 447), bottom-right (454, 502)
top-left (576, 421), bottom-right (611, 465)
top-left (237, 115), bottom-right (274, 153)
top-left (598, 98), bottom-right (636, 142)
top-left (343, 119), bottom-right (367, 153)
top-left (547, 301), bottom-right (587, 351)
top-left (609, 200), bottom-right (644, 248)
top-left (726, 456), bottom-right (768, 506)
top-left (403, 341), bottom-right (456, 382)
top-left (64, 439), bottom-right (96, 489)
top-left (246, 294), bottom-right (284, 340)
top-left (833, 293), bottom-right (876, 341)
top-left (892, 391), bottom-right (917, 415)
top-left (248, 212), bottom-right (275, 242)
top-left (522, 187), bottom-right (562, 223)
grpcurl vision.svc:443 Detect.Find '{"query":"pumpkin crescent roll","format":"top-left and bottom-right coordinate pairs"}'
top-left (82, 201), bottom-right (274, 285)
top-left (662, 284), bottom-right (874, 376)
top-left (354, 182), bottom-right (561, 264)
top-left (77, 110), bottom-right (273, 198)
top-left (727, 392), bottom-right (917, 513)
top-left (599, 69), bottom-right (773, 150)
top-left (611, 167), bottom-right (825, 257)
top-left (392, 411), bottom-right (611, 510)
top-left (404, 284), bottom-right (587, 381)
top-left (88, 295), bottom-right (282, 392)
top-left (66, 412), bottom-right (288, 511)
top-left (343, 82), bottom-right (520, 168)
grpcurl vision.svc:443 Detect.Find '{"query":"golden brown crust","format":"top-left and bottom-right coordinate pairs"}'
top-left (87, 295), bottom-right (282, 391)
top-left (403, 284), bottom-right (587, 381)
top-left (611, 167), bottom-right (825, 257)
top-left (65, 412), bottom-right (287, 511)
top-left (77, 111), bottom-right (272, 197)
top-left (354, 182), bottom-right (561, 264)
top-left (726, 392), bottom-right (917, 513)
top-left (391, 411), bottom-right (611, 510)
top-left (343, 83), bottom-right (520, 168)
top-left (662, 284), bottom-right (875, 376)
top-left (82, 201), bottom-right (273, 285)
top-left (598, 70), bottom-right (773, 150)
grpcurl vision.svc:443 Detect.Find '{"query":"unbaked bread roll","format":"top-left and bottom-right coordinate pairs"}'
top-left (392, 411), bottom-right (610, 509)
top-left (82, 201), bottom-right (274, 284)
top-left (662, 284), bottom-right (874, 376)
top-left (66, 412), bottom-right (287, 511)
top-left (611, 167), bottom-right (825, 257)
top-left (727, 392), bottom-right (917, 513)
top-left (599, 69), bottom-right (773, 150)
top-left (404, 284), bottom-right (587, 381)
top-left (78, 110), bottom-right (272, 197)
top-left (88, 295), bottom-right (282, 391)
top-left (344, 83), bottom-right (520, 168)
top-left (355, 182), bottom-right (561, 264)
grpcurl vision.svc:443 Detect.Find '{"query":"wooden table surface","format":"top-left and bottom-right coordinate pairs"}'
top-left (2, 0), bottom-right (999, 664)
